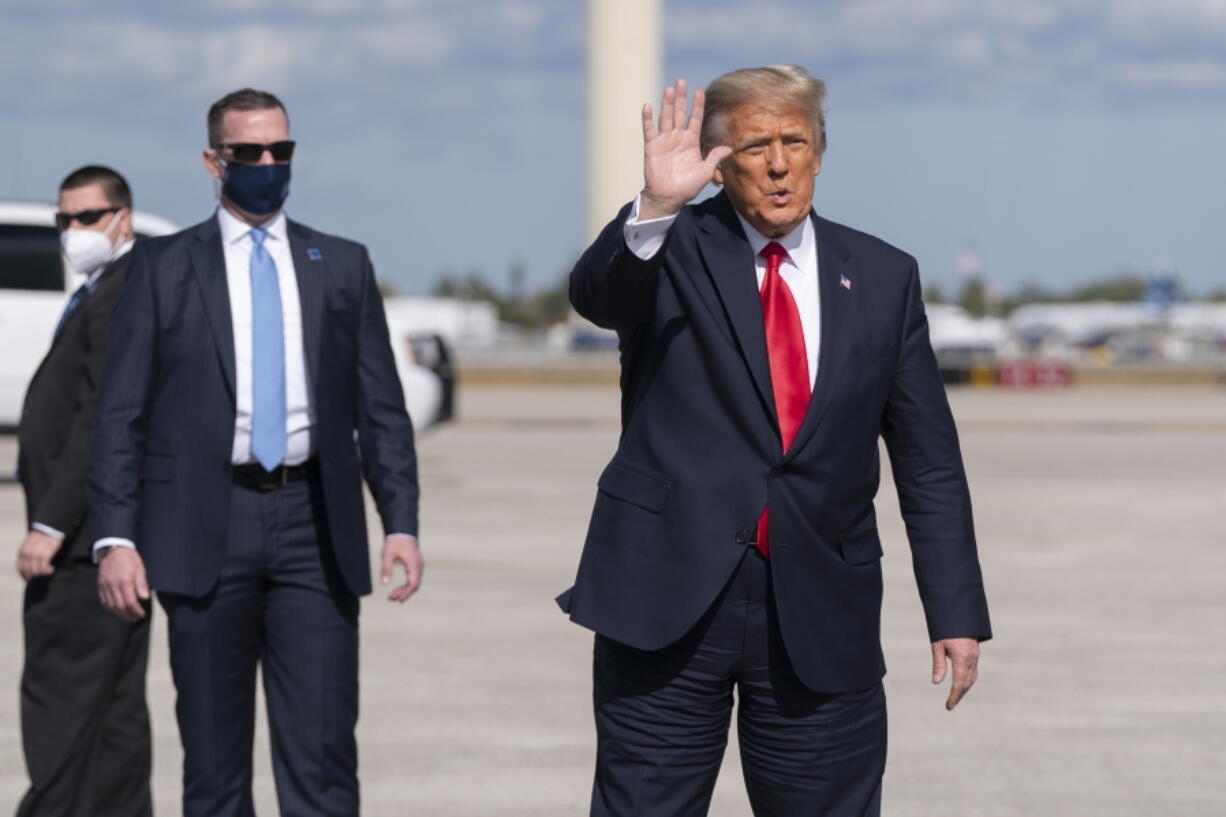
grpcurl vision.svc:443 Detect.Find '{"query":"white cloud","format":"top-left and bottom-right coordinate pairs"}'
top-left (202, 0), bottom-right (428, 14)
top-left (495, 0), bottom-right (550, 32)
top-left (1115, 58), bottom-right (1226, 89)
top-left (5, 16), bottom-right (456, 89)
top-left (667, 0), bottom-right (1226, 99)
top-left (3, 0), bottom-right (1223, 119)
top-left (0, 3), bottom-right (562, 119)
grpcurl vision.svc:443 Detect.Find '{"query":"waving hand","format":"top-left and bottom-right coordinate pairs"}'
top-left (638, 79), bottom-right (733, 220)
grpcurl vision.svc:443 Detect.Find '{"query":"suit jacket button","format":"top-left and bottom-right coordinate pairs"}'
top-left (735, 530), bottom-right (749, 545)
top-left (769, 467), bottom-right (783, 477)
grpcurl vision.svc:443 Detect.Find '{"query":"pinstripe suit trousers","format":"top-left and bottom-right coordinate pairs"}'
top-left (159, 478), bottom-right (359, 817)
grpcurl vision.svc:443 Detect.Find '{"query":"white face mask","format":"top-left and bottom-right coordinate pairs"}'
top-left (60, 210), bottom-right (123, 279)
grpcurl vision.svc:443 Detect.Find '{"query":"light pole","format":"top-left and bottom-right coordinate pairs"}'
top-left (586, 0), bottom-right (663, 241)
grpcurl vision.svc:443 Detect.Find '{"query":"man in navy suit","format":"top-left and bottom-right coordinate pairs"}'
top-left (559, 67), bottom-right (992, 816)
top-left (90, 88), bottom-right (423, 817)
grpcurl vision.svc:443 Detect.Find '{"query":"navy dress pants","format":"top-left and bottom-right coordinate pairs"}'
top-left (591, 549), bottom-right (887, 817)
top-left (159, 479), bottom-right (360, 817)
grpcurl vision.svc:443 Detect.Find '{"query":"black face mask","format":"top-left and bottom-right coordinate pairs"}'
top-left (221, 162), bottom-right (291, 216)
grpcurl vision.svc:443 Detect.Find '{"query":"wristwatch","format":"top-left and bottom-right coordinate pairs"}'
top-left (94, 544), bottom-right (120, 564)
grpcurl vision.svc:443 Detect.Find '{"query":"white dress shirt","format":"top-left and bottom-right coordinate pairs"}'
top-left (623, 194), bottom-right (821, 387)
top-left (220, 210), bottom-right (412, 543)
top-left (92, 209), bottom-right (317, 558)
top-left (217, 206), bottom-right (315, 466)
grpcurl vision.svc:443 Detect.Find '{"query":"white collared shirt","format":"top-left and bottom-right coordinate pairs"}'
top-left (623, 195), bottom-right (821, 387)
top-left (216, 206), bottom-right (315, 466)
top-left (91, 212), bottom-right (419, 560)
top-left (83, 238), bottom-right (134, 289)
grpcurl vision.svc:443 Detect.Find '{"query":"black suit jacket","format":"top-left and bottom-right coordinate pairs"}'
top-left (18, 253), bottom-right (131, 560)
top-left (89, 215), bottom-right (418, 597)
top-left (559, 192), bottom-right (991, 693)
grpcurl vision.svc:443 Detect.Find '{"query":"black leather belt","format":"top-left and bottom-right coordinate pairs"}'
top-left (231, 460), bottom-right (319, 491)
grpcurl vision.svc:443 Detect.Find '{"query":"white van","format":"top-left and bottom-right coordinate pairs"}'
top-left (0, 200), bottom-right (452, 434)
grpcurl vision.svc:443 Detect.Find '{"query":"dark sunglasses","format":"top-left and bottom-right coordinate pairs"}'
top-left (217, 140), bottom-right (296, 164)
top-left (54, 207), bottom-right (121, 231)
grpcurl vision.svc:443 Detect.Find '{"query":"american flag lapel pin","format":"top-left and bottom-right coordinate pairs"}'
top-left (840, 274), bottom-right (852, 290)
top-left (307, 248), bottom-right (323, 261)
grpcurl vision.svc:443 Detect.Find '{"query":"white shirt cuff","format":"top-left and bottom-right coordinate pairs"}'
top-left (623, 194), bottom-right (679, 260)
top-left (386, 533), bottom-right (417, 542)
top-left (31, 523), bottom-right (66, 540)
top-left (92, 537), bottom-right (136, 564)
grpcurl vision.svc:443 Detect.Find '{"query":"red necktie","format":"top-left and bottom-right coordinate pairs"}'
top-left (754, 241), bottom-right (811, 557)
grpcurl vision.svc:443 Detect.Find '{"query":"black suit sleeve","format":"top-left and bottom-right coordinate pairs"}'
top-left (89, 243), bottom-right (157, 544)
top-left (353, 248), bottom-right (420, 538)
top-left (31, 273), bottom-right (125, 537)
top-left (880, 261), bottom-right (992, 643)
top-left (569, 201), bottom-right (668, 334)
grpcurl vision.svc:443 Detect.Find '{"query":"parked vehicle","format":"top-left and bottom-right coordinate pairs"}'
top-left (0, 200), bottom-right (453, 433)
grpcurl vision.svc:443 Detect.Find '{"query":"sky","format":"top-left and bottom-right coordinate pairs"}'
top-left (2, 0), bottom-right (1225, 297)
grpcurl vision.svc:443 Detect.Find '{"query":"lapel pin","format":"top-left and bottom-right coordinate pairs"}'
top-left (307, 248), bottom-right (323, 261)
top-left (840, 274), bottom-right (852, 290)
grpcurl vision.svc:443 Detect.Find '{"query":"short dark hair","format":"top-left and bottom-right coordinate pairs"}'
top-left (207, 88), bottom-right (288, 147)
top-left (59, 165), bottom-right (132, 210)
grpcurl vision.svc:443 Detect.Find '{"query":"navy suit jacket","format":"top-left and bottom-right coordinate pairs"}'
top-left (559, 192), bottom-right (991, 693)
top-left (89, 214), bottom-right (418, 597)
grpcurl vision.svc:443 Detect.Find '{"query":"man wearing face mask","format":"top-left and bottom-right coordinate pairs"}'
top-left (14, 165), bottom-right (152, 817)
top-left (90, 88), bottom-right (422, 817)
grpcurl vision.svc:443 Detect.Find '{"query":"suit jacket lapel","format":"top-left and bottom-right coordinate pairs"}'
top-left (188, 217), bottom-right (236, 398)
top-left (696, 193), bottom-right (778, 426)
top-left (783, 214), bottom-right (858, 462)
top-left (288, 220), bottom-right (325, 391)
top-left (47, 288), bottom-right (86, 353)
top-left (47, 253), bottom-right (131, 352)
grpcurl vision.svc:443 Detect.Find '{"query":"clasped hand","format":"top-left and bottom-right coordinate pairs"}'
top-left (15, 530), bottom-right (61, 581)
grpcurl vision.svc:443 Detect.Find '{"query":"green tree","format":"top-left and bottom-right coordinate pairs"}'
top-left (432, 270), bottom-right (501, 302)
top-left (957, 278), bottom-right (989, 317)
top-left (1068, 274), bottom-right (1148, 302)
top-left (999, 281), bottom-right (1056, 315)
top-left (431, 269), bottom-right (572, 329)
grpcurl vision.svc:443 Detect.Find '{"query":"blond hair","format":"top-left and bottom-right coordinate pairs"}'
top-left (701, 65), bottom-right (827, 156)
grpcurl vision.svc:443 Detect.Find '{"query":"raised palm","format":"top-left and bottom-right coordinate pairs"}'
top-left (640, 79), bottom-right (733, 219)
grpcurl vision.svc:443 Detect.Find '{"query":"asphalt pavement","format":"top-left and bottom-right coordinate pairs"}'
top-left (0, 385), bottom-right (1222, 816)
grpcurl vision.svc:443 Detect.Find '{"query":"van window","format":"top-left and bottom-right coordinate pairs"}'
top-left (0, 225), bottom-right (64, 291)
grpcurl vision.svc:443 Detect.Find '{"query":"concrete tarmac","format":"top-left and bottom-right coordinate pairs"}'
top-left (0, 385), bottom-right (1223, 815)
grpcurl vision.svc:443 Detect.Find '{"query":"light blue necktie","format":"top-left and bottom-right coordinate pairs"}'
top-left (249, 227), bottom-right (287, 470)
